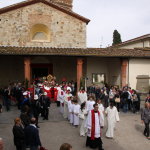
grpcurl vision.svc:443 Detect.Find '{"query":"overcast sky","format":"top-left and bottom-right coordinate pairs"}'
top-left (0, 0), bottom-right (150, 47)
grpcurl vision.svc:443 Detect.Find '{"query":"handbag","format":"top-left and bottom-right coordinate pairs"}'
top-left (115, 97), bottom-right (120, 103)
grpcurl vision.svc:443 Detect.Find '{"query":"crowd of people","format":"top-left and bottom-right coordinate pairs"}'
top-left (0, 79), bottom-right (150, 149)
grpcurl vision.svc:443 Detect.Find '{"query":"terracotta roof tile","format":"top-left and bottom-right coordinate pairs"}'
top-left (0, 46), bottom-right (150, 57)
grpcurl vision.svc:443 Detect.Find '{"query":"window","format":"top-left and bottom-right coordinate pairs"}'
top-left (30, 24), bottom-right (50, 42)
top-left (92, 73), bottom-right (105, 83)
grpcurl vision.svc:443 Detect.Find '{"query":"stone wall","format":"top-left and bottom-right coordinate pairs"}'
top-left (0, 2), bottom-right (86, 48)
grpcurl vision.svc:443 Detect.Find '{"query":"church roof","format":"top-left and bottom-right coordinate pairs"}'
top-left (0, 46), bottom-right (150, 57)
top-left (0, 0), bottom-right (90, 24)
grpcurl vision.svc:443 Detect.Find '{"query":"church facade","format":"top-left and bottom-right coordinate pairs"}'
top-left (0, 0), bottom-right (150, 93)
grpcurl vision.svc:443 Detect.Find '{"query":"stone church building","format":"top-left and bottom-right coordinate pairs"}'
top-left (0, 0), bottom-right (150, 92)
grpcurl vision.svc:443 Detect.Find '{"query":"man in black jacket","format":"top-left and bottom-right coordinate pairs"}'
top-left (40, 92), bottom-right (51, 120)
top-left (25, 117), bottom-right (41, 150)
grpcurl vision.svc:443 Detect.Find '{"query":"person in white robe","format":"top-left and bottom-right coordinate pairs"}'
top-left (85, 103), bottom-right (104, 150)
top-left (78, 88), bottom-right (88, 104)
top-left (86, 96), bottom-right (95, 113)
top-left (69, 100), bottom-right (74, 125)
top-left (68, 97), bottom-right (74, 121)
top-left (56, 86), bottom-right (61, 107)
top-left (58, 90), bottom-right (65, 114)
top-left (79, 102), bottom-right (88, 136)
top-left (63, 90), bottom-right (72, 119)
top-left (105, 102), bottom-right (120, 138)
top-left (97, 99), bottom-right (104, 113)
top-left (73, 100), bottom-right (80, 127)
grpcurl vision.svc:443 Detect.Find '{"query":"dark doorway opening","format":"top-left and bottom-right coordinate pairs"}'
top-left (32, 68), bottom-right (48, 78)
top-left (31, 64), bottom-right (53, 79)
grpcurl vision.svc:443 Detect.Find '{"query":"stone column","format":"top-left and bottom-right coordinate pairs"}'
top-left (24, 57), bottom-right (31, 86)
top-left (77, 58), bottom-right (83, 92)
top-left (121, 59), bottom-right (128, 87)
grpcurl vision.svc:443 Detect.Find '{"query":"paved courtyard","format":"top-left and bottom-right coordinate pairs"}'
top-left (0, 103), bottom-right (149, 150)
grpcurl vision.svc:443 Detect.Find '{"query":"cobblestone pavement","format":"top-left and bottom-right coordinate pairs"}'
top-left (0, 103), bottom-right (149, 150)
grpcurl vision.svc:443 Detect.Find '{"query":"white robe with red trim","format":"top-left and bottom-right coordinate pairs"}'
top-left (86, 110), bottom-right (104, 138)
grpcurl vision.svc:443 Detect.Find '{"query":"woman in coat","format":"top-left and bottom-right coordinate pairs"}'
top-left (12, 118), bottom-right (25, 150)
top-left (141, 102), bottom-right (150, 139)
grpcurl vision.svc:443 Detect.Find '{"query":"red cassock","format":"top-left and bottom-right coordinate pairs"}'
top-left (54, 88), bottom-right (58, 101)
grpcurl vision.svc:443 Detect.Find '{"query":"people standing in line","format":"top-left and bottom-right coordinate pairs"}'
top-left (86, 103), bottom-right (104, 150)
top-left (25, 117), bottom-right (41, 150)
top-left (12, 118), bottom-right (25, 150)
top-left (105, 102), bottom-right (120, 138)
top-left (141, 102), bottom-right (150, 139)
top-left (59, 143), bottom-right (72, 150)
top-left (79, 102), bottom-right (87, 136)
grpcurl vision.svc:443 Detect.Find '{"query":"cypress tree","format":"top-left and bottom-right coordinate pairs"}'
top-left (112, 30), bottom-right (122, 45)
